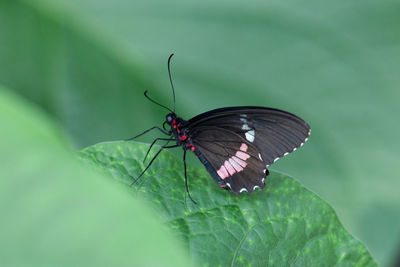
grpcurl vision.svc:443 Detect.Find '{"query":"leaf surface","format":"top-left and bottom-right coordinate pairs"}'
top-left (79, 141), bottom-right (376, 266)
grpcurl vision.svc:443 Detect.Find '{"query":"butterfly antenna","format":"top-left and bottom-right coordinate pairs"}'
top-left (144, 91), bottom-right (173, 113)
top-left (167, 53), bottom-right (176, 113)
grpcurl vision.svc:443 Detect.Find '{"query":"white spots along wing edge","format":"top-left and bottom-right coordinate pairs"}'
top-left (237, 121), bottom-right (311, 194)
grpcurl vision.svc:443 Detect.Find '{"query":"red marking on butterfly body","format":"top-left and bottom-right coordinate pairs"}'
top-left (185, 143), bottom-right (196, 152)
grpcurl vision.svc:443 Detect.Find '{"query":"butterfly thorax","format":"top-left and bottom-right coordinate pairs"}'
top-left (165, 113), bottom-right (196, 152)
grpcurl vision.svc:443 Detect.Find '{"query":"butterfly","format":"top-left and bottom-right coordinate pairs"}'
top-left (127, 54), bottom-right (310, 204)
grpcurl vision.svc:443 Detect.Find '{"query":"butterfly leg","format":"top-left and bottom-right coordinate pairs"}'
top-left (125, 126), bottom-right (171, 141)
top-left (183, 149), bottom-right (197, 204)
top-left (143, 138), bottom-right (175, 163)
top-left (131, 142), bottom-right (179, 185)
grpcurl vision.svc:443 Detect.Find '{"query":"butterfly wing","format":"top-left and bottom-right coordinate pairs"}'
top-left (186, 106), bottom-right (310, 193)
top-left (190, 127), bottom-right (267, 193)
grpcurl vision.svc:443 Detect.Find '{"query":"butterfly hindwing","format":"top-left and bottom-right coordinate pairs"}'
top-left (186, 107), bottom-right (310, 193)
top-left (190, 127), bottom-right (266, 193)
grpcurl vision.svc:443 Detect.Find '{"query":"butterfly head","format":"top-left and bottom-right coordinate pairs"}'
top-left (163, 113), bottom-right (178, 131)
top-left (165, 113), bottom-right (177, 125)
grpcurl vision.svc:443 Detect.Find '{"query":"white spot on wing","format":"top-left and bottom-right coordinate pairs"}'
top-left (262, 178), bottom-right (265, 183)
top-left (253, 185), bottom-right (260, 191)
top-left (240, 121), bottom-right (255, 143)
top-left (239, 188), bottom-right (248, 193)
top-left (258, 153), bottom-right (263, 160)
top-left (226, 183), bottom-right (231, 189)
top-left (245, 130), bottom-right (255, 142)
top-left (284, 152), bottom-right (289, 156)
top-left (240, 114), bottom-right (247, 118)
top-left (263, 169), bottom-right (266, 173)
top-left (242, 124), bottom-right (250, 130)
top-left (273, 157), bottom-right (279, 163)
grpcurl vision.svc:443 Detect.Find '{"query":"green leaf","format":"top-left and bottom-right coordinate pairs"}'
top-left (0, 86), bottom-right (191, 266)
top-left (79, 141), bottom-right (376, 266)
top-left (1, 0), bottom-right (400, 265)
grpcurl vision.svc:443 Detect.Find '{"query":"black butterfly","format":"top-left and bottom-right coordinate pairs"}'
top-left (128, 54), bottom-right (310, 204)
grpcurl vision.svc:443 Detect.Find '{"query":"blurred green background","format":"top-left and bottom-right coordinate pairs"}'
top-left (0, 88), bottom-right (191, 266)
top-left (1, 0), bottom-right (399, 265)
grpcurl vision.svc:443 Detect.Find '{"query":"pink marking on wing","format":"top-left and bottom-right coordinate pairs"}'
top-left (236, 151), bottom-right (250, 161)
top-left (229, 158), bottom-right (243, 172)
top-left (224, 160), bottom-right (236, 176)
top-left (240, 143), bottom-right (248, 152)
top-left (217, 165), bottom-right (229, 179)
top-left (232, 156), bottom-right (247, 168)
top-left (216, 142), bottom-right (251, 180)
